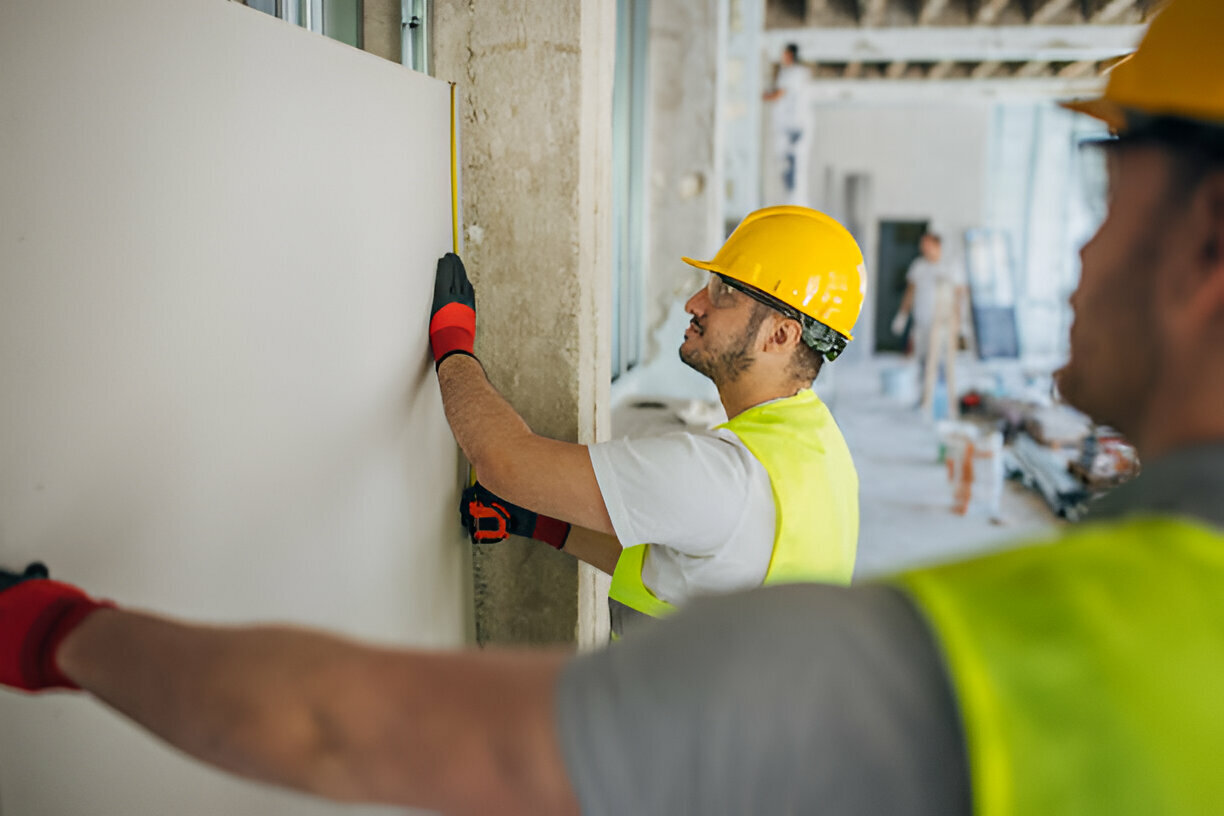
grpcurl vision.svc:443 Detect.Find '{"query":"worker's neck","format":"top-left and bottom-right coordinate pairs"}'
top-left (716, 372), bottom-right (809, 420)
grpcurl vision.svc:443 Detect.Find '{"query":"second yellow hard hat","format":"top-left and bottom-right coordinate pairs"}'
top-left (1061, 0), bottom-right (1224, 132)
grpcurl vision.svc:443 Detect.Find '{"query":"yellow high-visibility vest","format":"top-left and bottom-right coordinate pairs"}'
top-left (609, 389), bottom-right (859, 618)
top-left (896, 517), bottom-right (1224, 815)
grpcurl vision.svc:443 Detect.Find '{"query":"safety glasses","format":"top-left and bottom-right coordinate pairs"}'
top-left (704, 272), bottom-right (849, 362)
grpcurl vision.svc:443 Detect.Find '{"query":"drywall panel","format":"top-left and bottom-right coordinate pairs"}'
top-left (0, 1), bottom-right (466, 813)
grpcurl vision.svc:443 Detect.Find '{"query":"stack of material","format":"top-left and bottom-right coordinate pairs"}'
top-left (1023, 405), bottom-right (1093, 448)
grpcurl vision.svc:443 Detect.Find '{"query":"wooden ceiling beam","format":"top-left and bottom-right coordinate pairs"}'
top-left (1057, 59), bottom-right (1098, 78)
top-left (1030, 0), bottom-right (1078, 24)
top-left (1015, 60), bottom-right (1052, 77)
top-left (918, 0), bottom-right (952, 24)
top-left (927, 59), bottom-right (957, 79)
top-left (861, 0), bottom-right (889, 26)
top-left (1091, 0), bottom-right (1140, 23)
top-left (971, 59), bottom-right (1003, 78)
top-left (975, 0), bottom-right (1012, 24)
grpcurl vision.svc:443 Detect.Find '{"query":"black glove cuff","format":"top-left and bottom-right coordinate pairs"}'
top-left (435, 349), bottom-right (479, 372)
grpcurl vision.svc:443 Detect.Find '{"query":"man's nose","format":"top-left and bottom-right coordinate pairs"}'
top-left (685, 287), bottom-right (708, 316)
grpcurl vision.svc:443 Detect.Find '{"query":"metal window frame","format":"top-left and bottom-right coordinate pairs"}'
top-left (402, 0), bottom-right (432, 75)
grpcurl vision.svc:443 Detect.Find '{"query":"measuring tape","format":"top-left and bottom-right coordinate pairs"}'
top-left (449, 82), bottom-right (459, 254)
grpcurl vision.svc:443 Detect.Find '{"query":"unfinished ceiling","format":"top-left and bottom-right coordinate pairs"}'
top-left (766, 0), bottom-right (1162, 81)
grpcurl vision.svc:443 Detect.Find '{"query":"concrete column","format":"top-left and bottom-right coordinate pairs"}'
top-left (433, 1), bottom-right (614, 646)
top-left (362, 0), bottom-right (401, 63)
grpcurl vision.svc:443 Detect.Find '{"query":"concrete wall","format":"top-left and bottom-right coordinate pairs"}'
top-left (362, 0), bottom-right (400, 63)
top-left (434, 0), bottom-right (614, 647)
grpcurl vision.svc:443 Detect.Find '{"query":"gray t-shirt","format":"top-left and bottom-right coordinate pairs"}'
top-left (556, 443), bottom-right (1224, 815)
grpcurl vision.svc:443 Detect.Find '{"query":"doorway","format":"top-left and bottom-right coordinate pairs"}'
top-left (874, 219), bottom-right (929, 353)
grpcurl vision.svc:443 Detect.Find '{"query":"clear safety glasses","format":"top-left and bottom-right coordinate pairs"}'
top-left (705, 272), bottom-right (740, 309)
top-left (704, 272), bottom-right (850, 362)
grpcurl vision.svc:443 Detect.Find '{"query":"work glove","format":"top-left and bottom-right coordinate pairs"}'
top-left (460, 483), bottom-right (571, 550)
top-left (891, 311), bottom-right (908, 336)
top-left (0, 563), bottom-right (114, 693)
top-left (429, 253), bottom-right (477, 369)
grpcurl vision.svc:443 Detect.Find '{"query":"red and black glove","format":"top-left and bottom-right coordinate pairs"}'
top-left (460, 483), bottom-right (571, 550)
top-left (0, 562), bottom-right (114, 693)
top-left (429, 253), bottom-right (477, 369)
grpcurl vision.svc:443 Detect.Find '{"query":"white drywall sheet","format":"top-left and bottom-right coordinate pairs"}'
top-left (0, 1), bottom-right (468, 813)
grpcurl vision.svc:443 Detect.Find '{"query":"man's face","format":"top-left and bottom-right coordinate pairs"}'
top-left (1057, 145), bottom-right (1170, 433)
top-left (680, 274), bottom-right (771, 384)
top-left (920, 236), bottom-right (942, 262)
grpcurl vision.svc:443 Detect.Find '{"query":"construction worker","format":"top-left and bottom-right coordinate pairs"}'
top-left (2, 1), bottom-right (1222, 812)
top-left (892, 231), bottom-right (968, 415)
top-left (436, 205), bottom-right (864, 632)
top-left (763, 43), bottom-right (811, 203)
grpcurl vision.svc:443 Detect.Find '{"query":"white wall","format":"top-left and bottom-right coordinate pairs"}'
top-left (0, 1), bottom-right (466, 814)
top-left (796, 102), bottom-right (992, 358)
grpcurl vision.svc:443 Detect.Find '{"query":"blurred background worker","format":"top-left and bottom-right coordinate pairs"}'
top-left (891, 231), bottom-right (968, 416)
top-left (2, 1), bottom-right (1221, 813)
top-left (434, 205), bottom-right (865, 635)
top-left (763, 44), bottom-right (810, 204)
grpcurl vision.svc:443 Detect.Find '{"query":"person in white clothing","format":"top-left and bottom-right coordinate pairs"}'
top-left (763, 44), bottom-right (810, 203)
top-left (435, 206), bottom-right (867, 634)
top-left (892, 232), bottom-right (967, 413)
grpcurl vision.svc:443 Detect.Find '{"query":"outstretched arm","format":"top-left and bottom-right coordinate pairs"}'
top-left (429, 254), bottom-right (613, 535)
top-left (438, 355), bottom-right (613, 534)
top-left (54, 607), bottom-right (578, 816)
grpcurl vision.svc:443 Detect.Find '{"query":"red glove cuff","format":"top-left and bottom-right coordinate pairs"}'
top-left (531, 515), bottom-right (572, 550)
top-left (429, 303), bottom-right (476, 362)
top-left (3, 580), bottom-right (114, 692)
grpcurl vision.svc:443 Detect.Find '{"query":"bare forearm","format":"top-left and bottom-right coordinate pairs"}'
top-left (57, 609), bottom-right (389, 799)
top-left (898, 285), bottom-right (915, 316)
top-left (437, 355), bottom-right (614, 533)
top-left (56, 608), bottom-right (577, 813)
top-left (437, 355), bottom-right (534, 472)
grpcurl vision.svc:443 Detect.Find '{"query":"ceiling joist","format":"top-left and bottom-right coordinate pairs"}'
top-left (975, 0), bottom-right (1012, 24)
top-left (1091, 0), bottom-right (1142, 23)
top-left (765, 24), bottom-right (1142, 63)
top-left (1030, 0), bottom-right (1078, 24)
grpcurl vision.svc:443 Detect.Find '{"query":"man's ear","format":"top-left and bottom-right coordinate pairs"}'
top-left (764, 316), bottom-right (803, 353)
top-left (1188, 170), bottom-right (1224, 321)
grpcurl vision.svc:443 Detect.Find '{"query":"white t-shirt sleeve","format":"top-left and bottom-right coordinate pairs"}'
top-left (588, 430), bottom-right (761, 557)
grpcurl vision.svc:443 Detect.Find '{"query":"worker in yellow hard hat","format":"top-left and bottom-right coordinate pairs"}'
top-left (3, 2), bottom-right (1223, 812)
top-left (432, 204), bottom-right (866, 634)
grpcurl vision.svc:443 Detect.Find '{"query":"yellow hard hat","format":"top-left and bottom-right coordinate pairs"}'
top-left (682, 206), bottom-right (866, 356)
top-left (1061, 0), bottom-right (1224, 132)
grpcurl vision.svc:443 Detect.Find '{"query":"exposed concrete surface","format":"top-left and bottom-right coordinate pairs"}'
top-left (361, 0), bottom-right (401, 63)
top-left (434, 1), bottom-right (613, 645)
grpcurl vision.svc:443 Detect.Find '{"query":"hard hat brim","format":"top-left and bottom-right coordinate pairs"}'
top-left (1060, 97), bottom-right (1128, 132)
top-left (681, 255), bottom-right (718, 274)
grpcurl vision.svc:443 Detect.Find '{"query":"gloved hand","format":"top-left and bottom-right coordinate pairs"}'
top-left (430, 253), bottom-right (477, 369)
top-left (0, 562), bottom-right (114, 692)
top-left (891, 311), bottom-right (909, 336)
top-left (460, 483), bottom-right (571, 550)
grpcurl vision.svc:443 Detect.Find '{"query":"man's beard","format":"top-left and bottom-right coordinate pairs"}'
top-left (679, 307), bottom-right (768, 385)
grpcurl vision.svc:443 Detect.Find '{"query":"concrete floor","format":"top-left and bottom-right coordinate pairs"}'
top-left (612, 353), bottom-right (1061, 582)
top-left (830, 356), bottom-right (1060, 579)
